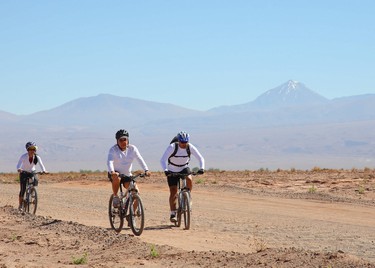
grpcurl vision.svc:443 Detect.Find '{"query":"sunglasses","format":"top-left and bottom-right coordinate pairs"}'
top-left (28, 148), bottom-right (36, 151)
top-left (119, 138), bottom-right (128, 142)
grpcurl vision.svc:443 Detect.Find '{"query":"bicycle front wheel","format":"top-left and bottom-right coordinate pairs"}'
top-left (129, 194), bottom-right (145, 236)
top-left (176, 193), bottom-right (182, 227)
top-left (29, 187), bottom-right (38, 214)
top-left (182, 191), bottom-right (191, 230)
top-left (108, 194), bottom-right (124, 233)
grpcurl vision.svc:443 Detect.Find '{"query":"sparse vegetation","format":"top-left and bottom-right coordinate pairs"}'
top-left (195, 178), bottom-right (205, 184)
top-left (79, 169), bottom-right (103, 173)
top-left (252, 225), bottom-right (268, 252)
top-left (72, 252), bottom-right (88, 265)
top-left (208, 168), bottom-right (221, 172)
top-left (308, 185), bottom-right (317, 193)
top-left (312, 166), bottom-right (321, 172)
top-left (150, 244), bottom-right (159, 258)
top-left (11, 233), bottom-right (20, 242)
top-left (357, 185), bottom-right (365, 194)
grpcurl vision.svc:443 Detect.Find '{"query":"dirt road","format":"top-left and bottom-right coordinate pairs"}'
top-left (1, 171), bottom-right (375, 267)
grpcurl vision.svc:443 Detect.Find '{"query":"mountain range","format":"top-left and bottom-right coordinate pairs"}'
top-left (1, 80), bottom-right (375, 172)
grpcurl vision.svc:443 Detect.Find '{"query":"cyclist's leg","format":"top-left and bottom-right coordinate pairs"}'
top-left (111, 176), bottom-right (120, 196)
top-left (109, 172), bottom-right (121, 207)
top-left (180, 167), bottom-right (192, 191)
top-left (186, 175), bottom-right (193, 192)
top-left (169, 185), bottom-right (178, 211)
top-left (167, 175), bottom-right (178, 209)
top-left (19, 174), bottom-right (27, 209)
top-left (167, 175), bottom-right (178, 220)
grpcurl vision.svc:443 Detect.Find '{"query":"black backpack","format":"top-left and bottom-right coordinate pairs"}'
top-left (168, 136), bottom-right (191, 167)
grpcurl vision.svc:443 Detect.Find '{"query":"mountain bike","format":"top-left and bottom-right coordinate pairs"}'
top-left (108, 172), bottom-right (145, 236)
top-left (20, 171), bottom-right (45, 214)
top-left (169, 171), bottom-right (198, 230)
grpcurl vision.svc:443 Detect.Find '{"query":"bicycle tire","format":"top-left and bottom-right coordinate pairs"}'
top-left (129, 194), bottom-right (145, 236)
top-left (182, 191), bottom-right (191, 230)
top-left (29, 187), bottom-right (38, 214)
top-left (108, 194), bottom-right (124, 233)
top-left (176, 193), bottom-right (182, 227)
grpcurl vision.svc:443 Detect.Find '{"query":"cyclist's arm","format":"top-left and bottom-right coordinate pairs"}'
top-left (160, 144), bottom-right (174, 171)
top-left (107, 146), bottom-right (116, 173)
top-left (16, 154), bottom-right (26, 172)
top-left (37, 156), bottom-right (47, 172)
top-left (133, 145), bottom-right (149, 172)
top-left (189, 144), bottom-right (205, 170)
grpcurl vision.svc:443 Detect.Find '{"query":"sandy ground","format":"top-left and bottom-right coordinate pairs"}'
top-left (0, 170), bottom-right (375, 267)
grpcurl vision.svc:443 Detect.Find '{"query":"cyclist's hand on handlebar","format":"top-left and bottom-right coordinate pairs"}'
top-left (197, 169), bottom-right (204, 175)
top-left (145, 170), bottom-right (151, 177)
top-left (164, 170), bottom-right (171, 176)
top-left (111, 171), bottom-right (119, 180)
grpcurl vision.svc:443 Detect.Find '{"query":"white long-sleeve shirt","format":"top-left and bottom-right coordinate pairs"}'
top-left (16, 153), bottom-right (47, 172)
top-left (107, 144), bottom-right (149, 176)
top-left (160, 143), bottom-right (205, 172)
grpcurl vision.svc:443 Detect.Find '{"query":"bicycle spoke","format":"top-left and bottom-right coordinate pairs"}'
top-left (129, 195), bottom-right (144, 236)
top-left (108, 194), bottom-right (124, 233)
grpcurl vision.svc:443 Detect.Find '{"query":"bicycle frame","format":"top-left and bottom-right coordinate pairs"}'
top-left (169, 172), bottom-right (198, 230)
top-left (108, 173), bottom-right (145, 236)
top-left (20, 171), bottom-right (41, 214)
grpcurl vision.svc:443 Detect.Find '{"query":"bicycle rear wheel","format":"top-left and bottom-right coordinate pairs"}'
top-left (29, 187), bottom-right (38, 214)
top-left (182, 191), bottom-right (191, 230)
top-left (108, 194), bottom-right (124, 233)
top-left (129, 194), bottom-right (145, 236)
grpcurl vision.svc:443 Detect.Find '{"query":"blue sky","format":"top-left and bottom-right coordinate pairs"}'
top-left (1, 1), bottom-right (374, 115)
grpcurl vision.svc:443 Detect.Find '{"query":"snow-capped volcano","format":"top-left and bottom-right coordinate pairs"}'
top-left (254, 80), bottom-right (328, 108)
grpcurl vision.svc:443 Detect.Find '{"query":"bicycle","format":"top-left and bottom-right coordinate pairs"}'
top-left (169, 171), bottom-right (198, 230)
top-left (108, 172), bottom-right (145, 236)
top-left (20, 171), bottom-right (44, 214)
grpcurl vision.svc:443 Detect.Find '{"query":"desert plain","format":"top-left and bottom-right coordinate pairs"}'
top-left (0, 169), bottom-right (375, 267)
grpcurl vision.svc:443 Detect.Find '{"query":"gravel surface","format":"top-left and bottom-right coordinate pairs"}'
top-left (0, 170), bottom-right (375, 267)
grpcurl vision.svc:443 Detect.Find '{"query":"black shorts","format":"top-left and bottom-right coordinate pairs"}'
top-left (167, 167), bottom-right (191, 187)
top-left (107, 172), bottom-right (131, 184)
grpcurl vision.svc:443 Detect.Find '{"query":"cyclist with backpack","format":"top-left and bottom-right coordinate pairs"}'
top-left (107, 129), bottom-right (151, 208)
top-left (160, 131), bottom-right (205, 222)
top-left (16, 141), bottom-right (48, 211)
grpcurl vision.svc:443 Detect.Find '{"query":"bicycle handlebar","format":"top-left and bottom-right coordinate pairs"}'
top-left (20, 171), bottom-right (48, 175)
top-left (167, 171), bottom-right (199, 177)
top-left (119, 172), bottom-right (146, 181)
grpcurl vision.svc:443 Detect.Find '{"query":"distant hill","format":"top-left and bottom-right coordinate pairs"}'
top-left (1, 81), bottom-right (375, 172)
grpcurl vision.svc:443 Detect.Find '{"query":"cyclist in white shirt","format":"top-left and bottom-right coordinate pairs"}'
top-left (160, 131), bottom-right (205, 222)
top-left (16, 141), bottom-right (48, 210)
top-left (107, 129), bottom-right (151, 208)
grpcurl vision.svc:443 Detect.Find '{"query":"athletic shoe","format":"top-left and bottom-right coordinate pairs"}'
top-left (170, 212), bottom-right (177, 223)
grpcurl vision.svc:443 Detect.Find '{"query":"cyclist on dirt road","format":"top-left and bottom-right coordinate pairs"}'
top-left (160, 131), bottom-right (205, 222)
top-left (107, 129), bottom-right (151, 208)
top-left (16, 141), bottom-right (48, 211)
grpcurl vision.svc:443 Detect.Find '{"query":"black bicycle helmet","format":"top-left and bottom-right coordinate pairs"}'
top-left (25, 141), bottom-right (38, 151)
top-left (115, 129), bottom-right (129, 140)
